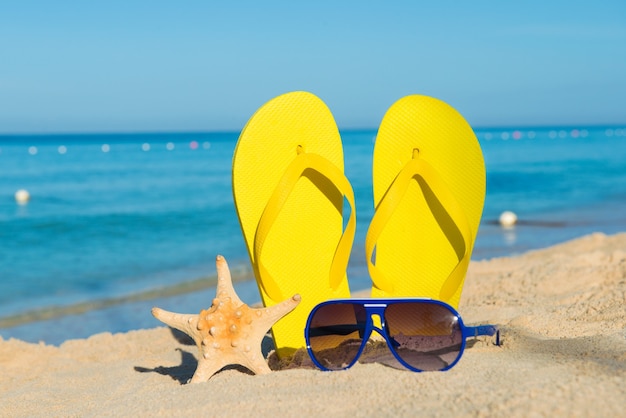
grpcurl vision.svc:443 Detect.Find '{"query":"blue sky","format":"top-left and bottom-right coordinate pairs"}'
top-left (1, 1), bottom-right (625, 134)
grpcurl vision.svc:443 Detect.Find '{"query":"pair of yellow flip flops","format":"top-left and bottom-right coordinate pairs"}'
top-left (232, 92), bottom-right (486, 358)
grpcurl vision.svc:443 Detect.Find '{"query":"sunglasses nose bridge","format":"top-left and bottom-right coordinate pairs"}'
top-left (362, 305), bottom-right (387, 337)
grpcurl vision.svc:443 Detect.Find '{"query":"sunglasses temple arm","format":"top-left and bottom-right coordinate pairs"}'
top-left (465, 325), bottom-right (501, 346)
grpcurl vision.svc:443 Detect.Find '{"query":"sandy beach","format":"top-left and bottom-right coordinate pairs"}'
top-left (1, 232), bottom-right (625, 417)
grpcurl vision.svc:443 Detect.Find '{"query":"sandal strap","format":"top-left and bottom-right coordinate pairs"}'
top-left (254, 149), bottom-right (356, 301)
top-left (365, 154), bottom-right (473, 300)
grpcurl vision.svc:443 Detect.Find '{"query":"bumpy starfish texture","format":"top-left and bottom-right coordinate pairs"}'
top-left (152, 255), bottom-right (300, 383)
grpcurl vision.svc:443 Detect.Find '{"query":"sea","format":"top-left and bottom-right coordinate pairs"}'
top-left (1, 126), bottom-right (626, 345)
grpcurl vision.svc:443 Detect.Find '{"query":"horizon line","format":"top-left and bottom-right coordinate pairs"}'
top-left (1, 122), bottom-right (625, 137)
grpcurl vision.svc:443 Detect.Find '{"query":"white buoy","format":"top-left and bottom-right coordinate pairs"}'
top-left (15, 189), bottom-right (30, 205)
top-left (499, 211), bottom-right (518, 228)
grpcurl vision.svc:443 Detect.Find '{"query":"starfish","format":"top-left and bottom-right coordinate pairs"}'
top-left (152, 255), bottom-right (301, 383)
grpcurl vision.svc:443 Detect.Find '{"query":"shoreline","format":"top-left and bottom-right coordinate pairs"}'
top-left (2, 229), bottom-right (626, 345)
top-left (0, 264), bottom-right (255, 329)
top-left (2, 231), bottom-right (624, 416)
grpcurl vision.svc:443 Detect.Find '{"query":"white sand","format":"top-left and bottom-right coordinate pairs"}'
top-left (1, 232), bottom-right (625, 417)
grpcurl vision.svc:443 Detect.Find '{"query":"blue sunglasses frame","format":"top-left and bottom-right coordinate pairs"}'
top-left (304, 298), bottom-right (500, 372)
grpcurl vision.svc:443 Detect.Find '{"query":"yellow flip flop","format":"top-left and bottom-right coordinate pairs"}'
top-left (232, 91), bottom-right (355, 357)
top-left (365, 95), bottom-right (485, 308)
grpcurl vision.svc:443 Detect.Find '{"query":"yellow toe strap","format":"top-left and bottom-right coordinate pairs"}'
top-left (365, 155), bottom-right (473, 301)
top-left (254, 150), bottom-right (356, 302)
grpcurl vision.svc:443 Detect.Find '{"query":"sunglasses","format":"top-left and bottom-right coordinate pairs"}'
top-left (305, 298), bottom-right (500, 372)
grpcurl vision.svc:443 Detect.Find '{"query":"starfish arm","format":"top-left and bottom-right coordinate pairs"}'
top-left (239, 349), bottom-right (272, 375)
top-left (190, 357), bottom-right (229, 383)
top-left (152, 307), bottom-right (200, 342)
top-left (215, 255), bottom-right (243, 306)
top-left (262, 294), bottom-right (301, 324)
top-left (251, 294), bottom-right (301, 339)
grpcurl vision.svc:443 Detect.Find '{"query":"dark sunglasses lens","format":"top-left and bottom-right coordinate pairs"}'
top-left (307, 303), bottom-right (367, 370)
top-left (384, 302), bottom-right (463, 371)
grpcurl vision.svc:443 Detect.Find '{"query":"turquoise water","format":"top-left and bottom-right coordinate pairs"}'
top-left (1, 126), bottom-right (625, 344)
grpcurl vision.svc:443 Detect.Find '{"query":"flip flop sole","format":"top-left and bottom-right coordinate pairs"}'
top-left (233, 91), bottom-right (352, 356)
top-left (370, 95), bottom-right (485, 307)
